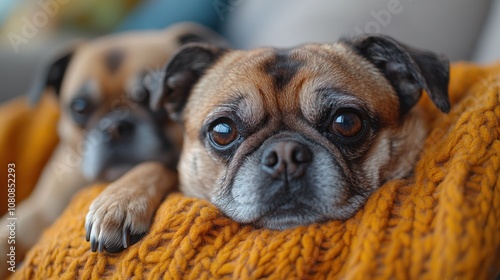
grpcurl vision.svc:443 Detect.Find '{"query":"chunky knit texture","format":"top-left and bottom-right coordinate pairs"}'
top-left (7, 63), bottom-right (500, 279)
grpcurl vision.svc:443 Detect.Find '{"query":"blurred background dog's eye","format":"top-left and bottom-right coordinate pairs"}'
top-left (70, 97), bottom-right (94, 126)
top-left (70, 98), bottom-right (91, 114)
top-left (210, 119), bottom-right (238, 146)
top-left (331, 112), bottom-right (362, 138)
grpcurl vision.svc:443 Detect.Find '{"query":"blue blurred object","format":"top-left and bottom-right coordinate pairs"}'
top-left (0, 0), bottom-right (17, 27)
top-left (116, 0), bottom-right (222, 32)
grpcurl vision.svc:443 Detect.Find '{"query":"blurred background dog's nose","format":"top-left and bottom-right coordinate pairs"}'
top-left (261, 141), bottom-right (312, 179)
top-left (102, 119), bottom-right (135, 141)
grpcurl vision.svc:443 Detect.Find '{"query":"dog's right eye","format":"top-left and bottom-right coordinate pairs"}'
top-left (209, 118), bottom-right (239, 147)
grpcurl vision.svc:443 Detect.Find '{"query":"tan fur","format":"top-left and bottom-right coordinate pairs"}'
top-left (85, 162), bottom-right (177, 251)
top-left (179, 44), bottom-right (404, 199)
top-left (0, 23), bottom-right (216, 264)
top-left (170, 40), bottom-right (445, 230)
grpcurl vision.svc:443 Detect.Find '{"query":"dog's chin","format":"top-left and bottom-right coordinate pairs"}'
top-left (252, 203), bottom-right (325, 230)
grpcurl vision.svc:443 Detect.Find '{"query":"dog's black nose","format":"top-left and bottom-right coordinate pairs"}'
top-left (261, 141), bottom-right (312, 179)
top-left (103, 120), bottom-right (135, 141)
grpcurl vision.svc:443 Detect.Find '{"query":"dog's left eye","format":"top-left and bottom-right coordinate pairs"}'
top-left (209, 118), bottom-right (239, 147)
top-left (331, 111), bottom-right (363, 138)
top-left (69, 97), bottom-right (95, 126)
top-left (70, 98), bottom-right (92, 114)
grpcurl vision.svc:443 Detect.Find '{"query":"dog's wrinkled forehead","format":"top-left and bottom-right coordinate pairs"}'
top-left (187, 43), bottom-right (399, 130)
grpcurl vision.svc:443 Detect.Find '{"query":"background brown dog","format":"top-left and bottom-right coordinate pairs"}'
top-left (151, 35), bottom-right (450, 230)
top-left (0, 23), bottom-right (225, 267)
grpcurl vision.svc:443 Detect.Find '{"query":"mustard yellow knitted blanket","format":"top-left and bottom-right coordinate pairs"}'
top-left (10, 63), bottom-right (500, 279)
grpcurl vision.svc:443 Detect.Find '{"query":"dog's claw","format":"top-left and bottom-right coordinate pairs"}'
top-left (84, 191), bottom-right (151, 254)
top-left (97, 233), bottom-right (104, 253)
top-left (85, 224), bottom-right (91, 242)
top-left (90, 236), bottom-right (98, 252)
top-left (122, 227), bottom-right (129, 249)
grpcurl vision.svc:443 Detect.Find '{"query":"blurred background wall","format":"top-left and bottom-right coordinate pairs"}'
top-left (0, 0), bottom-right (499, 103)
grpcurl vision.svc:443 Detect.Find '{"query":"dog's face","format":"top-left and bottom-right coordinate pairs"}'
top-left (151, 35), bottom-right (450, 229)
top-left (31, 23), bottom-right (225, 181)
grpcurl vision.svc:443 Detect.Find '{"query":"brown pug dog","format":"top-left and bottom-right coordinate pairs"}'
top-left (150, 35), bottom-right (450, 230)
top-left (0, 23), bottom-right (225, 265)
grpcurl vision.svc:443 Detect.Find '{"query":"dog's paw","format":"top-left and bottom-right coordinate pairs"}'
top-left (85, 191), bottom-right (152, 253)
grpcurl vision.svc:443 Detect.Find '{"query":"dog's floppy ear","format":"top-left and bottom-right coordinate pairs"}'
top-left (162, 22), bottom-right (230, 48)
top-left (149, 43), bottom-right (226, 122)
top-left (29, 42), bottom-right (81, 105)
top-left (173, 23), bottom-right (229, 48)
top-left (341, 35), bottom-right (450, 114)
